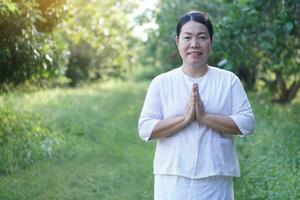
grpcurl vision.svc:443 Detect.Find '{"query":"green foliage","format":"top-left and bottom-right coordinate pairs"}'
top-left (235, 94), bottom-right (300, 199)
top-left (139, 0), bottom-right (228, 79)
top-left (0, 82), bottom-right (299, 199)
top-left (216, 0), bottom-right (300, 100)
top-left (61, 0), bottom-right (139, 86)
top-left (0, 105), bottom-right (62, 175)
top-left (1, 0), bottom-right (298, 104)
top-left (35, 0), bottom-right (65, 32)
top-left (214, 3), bottom-right (260, 89)
top-left (0, 81), bottom-right (154, 199)
top-left (0, 0), bottom-right (69, 88)
top-left (0, 0), bottom-right (141, 88)
top-left (140, 0), bottom-right (299, 102)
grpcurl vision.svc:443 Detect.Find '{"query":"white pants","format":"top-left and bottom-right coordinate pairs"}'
top-left (154, 175), bottom-right (234, 200)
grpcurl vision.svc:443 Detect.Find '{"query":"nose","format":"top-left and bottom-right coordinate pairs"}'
top-left (191, 38), bottom-right (200, 48)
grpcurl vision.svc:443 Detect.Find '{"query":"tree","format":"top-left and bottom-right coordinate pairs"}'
top-left (60, 0), bottom-right (139, 86)
top-left (139, 0), bottom-right (232, 78)
top-left (254, 0), bottom-right (300, 103)
top-left (0, 0), bottom-right (68, 88)
top-left (140, 0), bottom-right (299, 103)
top-left (216, 0), bottom-right (300, 102)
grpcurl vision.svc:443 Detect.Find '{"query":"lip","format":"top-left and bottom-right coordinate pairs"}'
top-left (187, 52), bottom-right (202, 55)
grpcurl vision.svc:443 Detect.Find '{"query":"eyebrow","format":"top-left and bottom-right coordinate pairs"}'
top-left (182, 32), bottom-right (208, 35)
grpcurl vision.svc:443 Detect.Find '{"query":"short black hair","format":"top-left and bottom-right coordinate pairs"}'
top-left (176, 11), bottom-right (213, 41)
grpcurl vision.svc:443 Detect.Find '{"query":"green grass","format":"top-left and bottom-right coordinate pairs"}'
top-left (234, 94), bottom-right (300, 199)
top-left (0, 81), bottom-right (299, 200)
top-left (0, 81), bottom-right (154, 200)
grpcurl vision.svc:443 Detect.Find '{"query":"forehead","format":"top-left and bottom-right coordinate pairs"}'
top-left (181, 21), bottom-right (209, 35)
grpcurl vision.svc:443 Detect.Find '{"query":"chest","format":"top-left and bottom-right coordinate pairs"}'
top-left (160, 76), bottom-right (232, 118)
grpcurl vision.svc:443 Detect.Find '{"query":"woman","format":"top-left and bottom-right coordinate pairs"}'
top-left (138, 11), bottom-right (255, 200)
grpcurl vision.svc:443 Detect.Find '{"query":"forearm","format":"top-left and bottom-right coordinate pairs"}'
top-left (150, 115), bottom-right (189, 139)
top-left (199, 114), bottom-right (242, 135)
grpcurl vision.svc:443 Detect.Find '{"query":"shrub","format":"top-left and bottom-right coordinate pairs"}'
top-left (0, 0), bottom-right (68, 88)
top-left (235, 95), bottom-right (300, 199)
top-left (0, 106), bottom-right (62, 175)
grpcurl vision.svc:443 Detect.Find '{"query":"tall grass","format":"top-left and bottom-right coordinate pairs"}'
top-left (0, 81), bottom-right (299, 199)
top-left (235, 94), bottom-right (300, 199)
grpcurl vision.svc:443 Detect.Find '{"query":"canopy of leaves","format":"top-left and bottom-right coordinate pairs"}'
top-left (216, 0), bottom-right (300, 102)
top-left (60, 0), bottom-right (139, 86)
top-left (141, 0), bottom-right (300, 103)
top-left (0, 0), bottom-right (68, 87)
top-left (0, 0), bottom-right (139, 87)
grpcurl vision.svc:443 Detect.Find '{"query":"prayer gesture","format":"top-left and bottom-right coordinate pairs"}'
top-left (185, 83), bottom-right (205, 124)
top-left (193, 83), bottom-right (205, 122)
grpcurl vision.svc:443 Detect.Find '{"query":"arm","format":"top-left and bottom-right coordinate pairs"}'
top-left (150, 87), bottom-right (196, 139)
top-left (198, 114), bottom-right (242, 135)
top-left (194, 83), bottom-right (242, 135)
top-left (139, 79), bottom-right (195, 141)
top-left (150, 115), bottom-right (188, 139)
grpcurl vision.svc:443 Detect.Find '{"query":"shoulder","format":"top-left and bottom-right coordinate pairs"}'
top-left (208, 66), bottom-right (239, 81)
top-left (151, 67), bottom-right (181, 84)
top-left (209, 66), bottom-right (235, 77)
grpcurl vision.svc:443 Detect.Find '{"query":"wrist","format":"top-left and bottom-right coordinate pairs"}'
top-left (183, 114), bottom-right (193, 126)
top-left (197, 113), bottom-right (206, 124)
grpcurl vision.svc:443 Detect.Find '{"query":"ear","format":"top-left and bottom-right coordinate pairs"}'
top-left (175, 36), bottom-right (179, 46)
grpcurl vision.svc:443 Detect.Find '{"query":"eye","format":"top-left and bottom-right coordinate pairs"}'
top-left (199, 35), bottom-right (208, 40)
top-left (183, 36), bottom-right (191, 40)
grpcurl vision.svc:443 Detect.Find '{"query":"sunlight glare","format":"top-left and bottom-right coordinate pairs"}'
top-left (132, 0), bottom-right (159, 42)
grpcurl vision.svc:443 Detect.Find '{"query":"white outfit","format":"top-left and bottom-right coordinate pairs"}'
top-left (154, 175), bottom-right (233, 200)
top-left (138, 66), bottom-right (255, 199)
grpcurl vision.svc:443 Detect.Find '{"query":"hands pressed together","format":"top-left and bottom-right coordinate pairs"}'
top-left (150, 83), bottom-right (241, 139)
top-left (184, 83), bottom-right (205, 124)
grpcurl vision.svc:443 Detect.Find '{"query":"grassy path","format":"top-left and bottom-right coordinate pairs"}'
top-left (0, 81), bottom-right (154, 200)
top-left (0, 81), bottom-right (299, 199)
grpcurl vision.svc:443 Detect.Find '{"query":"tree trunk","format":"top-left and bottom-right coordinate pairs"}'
top-left (275, 71), bottom-right (300, 103)
top-left (238, 67), bottom-right (256, 91)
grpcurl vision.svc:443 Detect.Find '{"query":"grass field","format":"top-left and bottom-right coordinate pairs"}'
top-left (0, 81), bottom-right (299, 200)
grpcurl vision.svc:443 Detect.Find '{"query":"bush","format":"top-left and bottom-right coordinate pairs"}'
top-left (0, 0), bottom-right (68, 88)
top-left (0, 106), bottom-right (62, 175)
top-left (234, 94), bottom-right (300, 199)
top-left (65, 41), bottom-right (92, 87)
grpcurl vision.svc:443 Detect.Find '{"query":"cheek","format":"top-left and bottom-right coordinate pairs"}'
top-left (205, 44), bottom-right (211, 52)
top-left (201, 42), bottom-right (211, 53)
top-left (178, 47), bottom-right (188, 58)
top-left (178, 42), bottom-right (189, 54)
top-left (204, 41), bottom-right (212, 50)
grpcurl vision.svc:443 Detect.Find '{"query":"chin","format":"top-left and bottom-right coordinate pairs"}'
top-left (190, 61), bottom-right (206, 68)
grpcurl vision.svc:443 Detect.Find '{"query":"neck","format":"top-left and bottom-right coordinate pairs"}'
top-left (182, 64), bottom-right (209, 78)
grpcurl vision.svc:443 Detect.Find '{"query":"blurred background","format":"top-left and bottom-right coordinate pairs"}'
top-left (0, 0), bottom-right (299, 199)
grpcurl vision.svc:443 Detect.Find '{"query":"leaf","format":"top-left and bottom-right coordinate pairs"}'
top-left (5, 1), bottom-right (17, 13)
top-left (217, 59), bottom-right (228, 67)
top-left (260, 41), bottom-right (273, 51)
top-left (45, 54), bottom-right (53, 64)
top-left (284, 22), bottom-right (293, 34)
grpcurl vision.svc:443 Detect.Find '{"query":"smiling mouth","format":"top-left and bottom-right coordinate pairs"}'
top-left (187, 52), bottom-right (202, 55)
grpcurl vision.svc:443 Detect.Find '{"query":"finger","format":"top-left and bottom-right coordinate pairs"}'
top-left (193, 83), bottom-right (197, 99)
top-left (199, 99), bottom-right (205, 112)
top-left (193, 83), bottom-right (199, 101)
top-left (196, 88), bottom-right (202, 105)
top-left (196, 84), bottom-right (200, 97)
top-left (193, 83), bottom-right (198, 92)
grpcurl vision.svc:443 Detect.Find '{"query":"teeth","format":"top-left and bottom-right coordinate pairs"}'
top-left (188, 52), bottom-right (201, 55)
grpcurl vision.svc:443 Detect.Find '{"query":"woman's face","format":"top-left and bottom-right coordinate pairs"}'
top-left (176, 21), bottom-right (211, 68)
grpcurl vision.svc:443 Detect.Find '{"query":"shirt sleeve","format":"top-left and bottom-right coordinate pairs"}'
top-left (138, 77), bottom-right (162, 141)
top-left (229, 74), bottom-right (255, 136)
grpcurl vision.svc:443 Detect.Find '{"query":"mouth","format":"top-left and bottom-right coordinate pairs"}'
top-left (187, 52), bottom-right (202, 55)
top-left (187, 51), bottom-right (203, 57)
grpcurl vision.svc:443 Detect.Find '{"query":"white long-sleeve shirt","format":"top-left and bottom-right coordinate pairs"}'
top-left (138, 66), bottom-right (255, 178)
